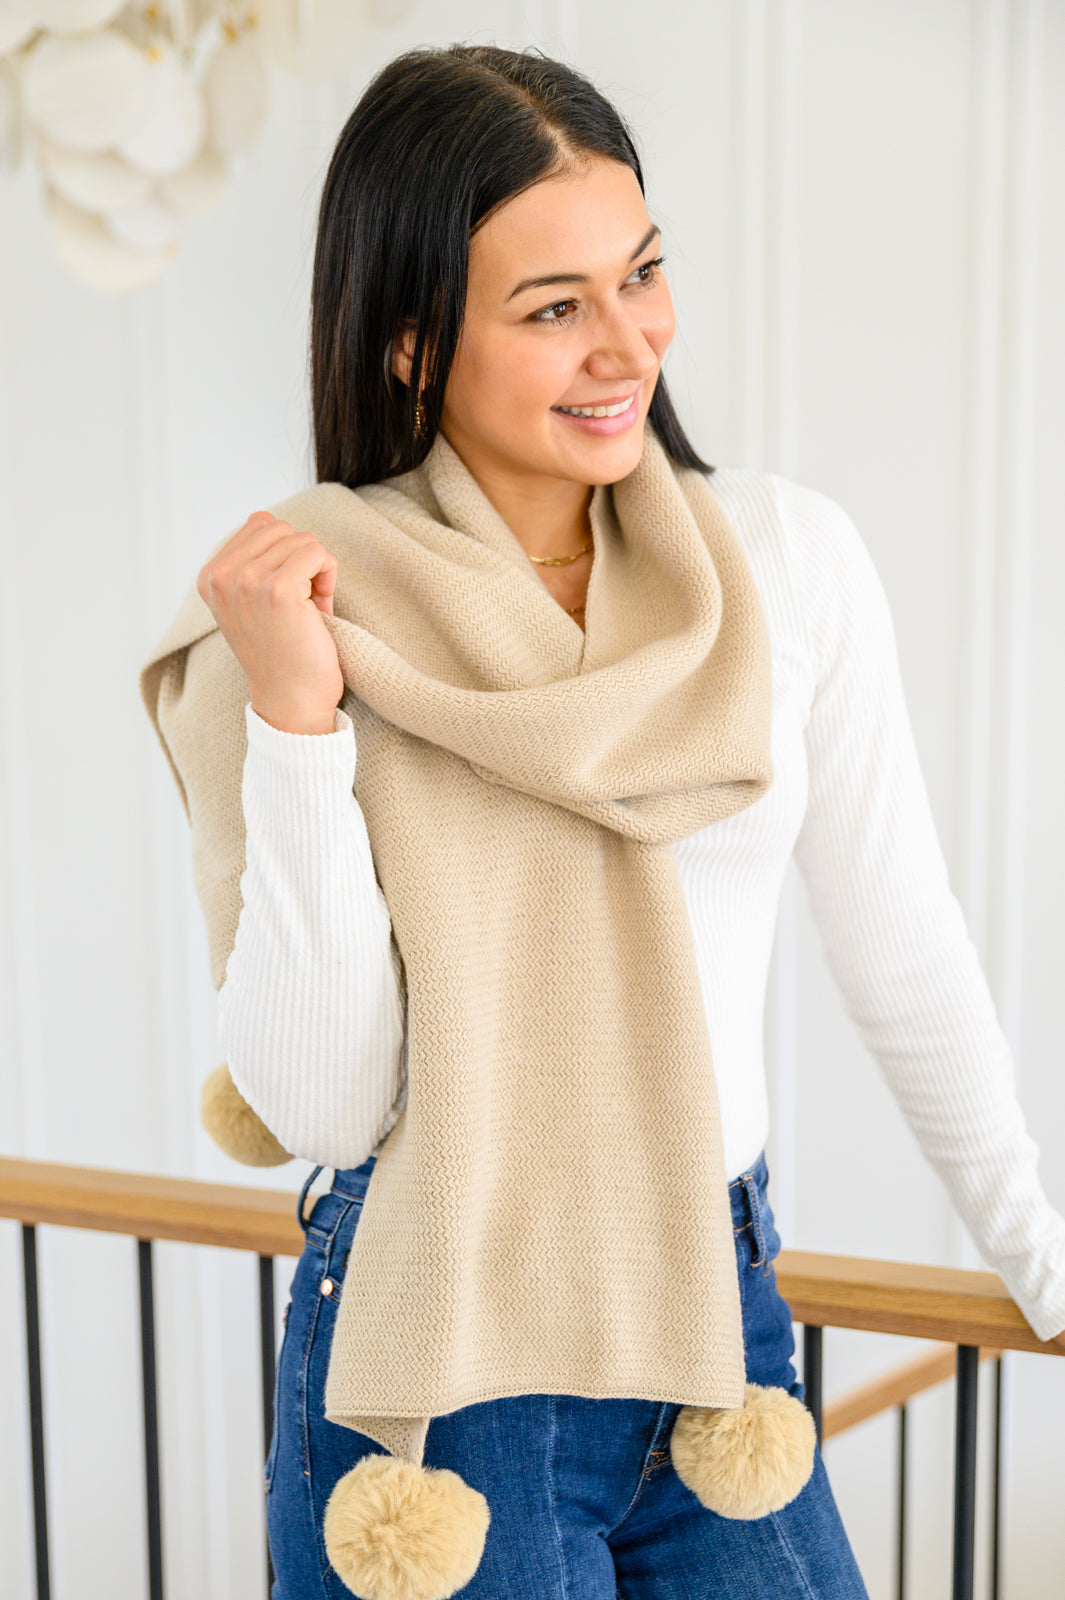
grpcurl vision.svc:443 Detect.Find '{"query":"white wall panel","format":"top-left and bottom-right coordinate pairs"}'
top-left (1, 2), bottom-right (1062, 1595)
top-left (996, 0), bottom-right (1065, 1592)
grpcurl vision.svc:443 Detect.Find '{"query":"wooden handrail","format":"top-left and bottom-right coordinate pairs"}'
top-left (822, 1344), bottom-right (1002, 1440)
top-left (774, 1250), bottom-right (1062, 1356)
top-left (1, 1156), bottom-right (1062, 1358)
top-left (0, 1156), bottom-right (304, 1257)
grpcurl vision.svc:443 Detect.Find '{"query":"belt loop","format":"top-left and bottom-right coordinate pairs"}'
top-left (741, 1171), bottom-right (768, 1268)
top-left (296, 1164), bottom-right (325, 1235)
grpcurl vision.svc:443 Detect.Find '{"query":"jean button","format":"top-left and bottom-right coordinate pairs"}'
top-left (321, 1278), bottom-right (335, 1297)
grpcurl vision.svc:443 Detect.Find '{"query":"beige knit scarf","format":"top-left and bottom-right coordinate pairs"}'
top-left (141, 425), bottom-right (808, 1593)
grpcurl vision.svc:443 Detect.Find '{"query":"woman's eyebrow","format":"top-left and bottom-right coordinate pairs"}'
top-left (505, 223), bottom-right (661, 302)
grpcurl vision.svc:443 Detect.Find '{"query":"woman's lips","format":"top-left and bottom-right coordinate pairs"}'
top-left (550, 391), bottom-right (640, 436)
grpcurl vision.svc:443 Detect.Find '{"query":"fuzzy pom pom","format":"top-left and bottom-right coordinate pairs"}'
top-left (323, 1453), bottom-right (491, 1600)
top-left (199, 1062), bottom-right (293, 1167)
top-left (669, 1381), bottom-right (816, 1520)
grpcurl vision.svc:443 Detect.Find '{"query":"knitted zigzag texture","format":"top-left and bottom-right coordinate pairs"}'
top-left (139, 425), bottom-right (775, 1469)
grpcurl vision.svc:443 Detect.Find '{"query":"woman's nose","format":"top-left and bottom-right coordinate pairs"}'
top-left (584, 304), bottom-right (661, 382)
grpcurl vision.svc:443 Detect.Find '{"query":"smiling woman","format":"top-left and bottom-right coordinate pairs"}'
top-left (390, 156), bottom-right (676, 620)
top-left (146, 40), bottom-right (886, 1600)
top-left (255, 44), bottom-right (855, 1597)
top-left (138, 32), bottom-right (1065, 1600)
top-left (308, 45), bottom-right (710, 623)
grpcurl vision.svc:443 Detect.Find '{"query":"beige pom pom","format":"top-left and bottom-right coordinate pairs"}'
top-left (199, 1062), bottom-right (293, 1167)
top-left (323, 1453), bottom-right (491, 1600)
top-left (669, 1381), bottom-right (816, 1520)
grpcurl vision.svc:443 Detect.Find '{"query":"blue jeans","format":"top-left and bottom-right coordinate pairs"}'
top-left (266, 1151), bottom-right (869, 1598)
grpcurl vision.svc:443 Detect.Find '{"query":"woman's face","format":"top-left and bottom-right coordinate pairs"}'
top-left (409, 156), bottom-right (676, 494)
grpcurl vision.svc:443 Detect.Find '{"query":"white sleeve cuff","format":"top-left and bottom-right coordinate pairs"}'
top-left (245, 700), bottom-right (355, 760)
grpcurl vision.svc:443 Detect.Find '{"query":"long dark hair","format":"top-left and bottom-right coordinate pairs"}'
top-left (310, 43), bottom-right (713, 489)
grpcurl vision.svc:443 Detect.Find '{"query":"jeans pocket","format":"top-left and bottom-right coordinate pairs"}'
top-left (297, 1199), bottom-right (365, 1479)
top-left (752, 1173), bottom-right (782, 1274)
top-left (310, 1192), bottom-right (365, 1297)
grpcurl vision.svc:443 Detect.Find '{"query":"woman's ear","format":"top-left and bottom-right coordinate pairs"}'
top-left (391, 320), bottom-right (416, 386)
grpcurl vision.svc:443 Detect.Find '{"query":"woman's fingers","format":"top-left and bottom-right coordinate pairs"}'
top-left (194, 512), bottom-right (346, 734)
top-left (233, 537), bottom-right (340, 619)
top-left (199, 518), bottom-right (337, 609)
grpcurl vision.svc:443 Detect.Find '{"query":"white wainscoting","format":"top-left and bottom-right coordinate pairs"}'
top-left (1, 2), bottom-right (1062, 1596)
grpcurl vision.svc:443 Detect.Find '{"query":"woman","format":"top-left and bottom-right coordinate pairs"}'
top-left (140, 43), bottom-right (1065, 1600)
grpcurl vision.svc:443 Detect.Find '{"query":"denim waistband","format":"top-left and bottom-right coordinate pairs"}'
top-left (727, 1149), bottom-right (773, 1269)
top-left (296, 1153), bottom-right (377, 1245)
top-left (296, 1147), bottom-right (772, 1253)
top-left (729, 1149), bottom-right (768, 1196)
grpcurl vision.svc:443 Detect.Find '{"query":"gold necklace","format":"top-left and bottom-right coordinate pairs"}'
top-left (526, 539), bottom-right (593, 567)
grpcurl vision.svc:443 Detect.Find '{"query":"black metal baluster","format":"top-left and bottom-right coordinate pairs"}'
top-left (803, 1324), bottom-right (823, 1447)
top-left (896, 1403), bottom-right (907, 1600)
top-left (22, 1224), bottom-right (51, 1600)
top-left (259, 1254), bottom-right (276, 1599)
top-left (952, 1344), bottom-right (979, 1600)
top-left (137, 1239), bottom-right (165, 1600)
top-left (990, 1355), bottom-right (1004, 1600)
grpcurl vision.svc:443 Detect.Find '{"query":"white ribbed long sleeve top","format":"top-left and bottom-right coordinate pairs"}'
top-left (216, 467), bottom-right (1065, 1344)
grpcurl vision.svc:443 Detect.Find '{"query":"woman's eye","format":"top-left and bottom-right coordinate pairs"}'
top-left (629, 255), bottom-right (665, 287)
top-left (533, 299), bottom-right (578, 325)
top-left (530, 257), bottom-right (665, 325)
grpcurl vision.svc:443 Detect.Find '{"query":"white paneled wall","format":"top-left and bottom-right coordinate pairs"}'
top-left (1, 2), bottom-right (1062, 1596)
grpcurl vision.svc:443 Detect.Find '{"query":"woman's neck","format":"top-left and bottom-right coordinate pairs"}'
top-left (441, 432), bottom-right (594, 559)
